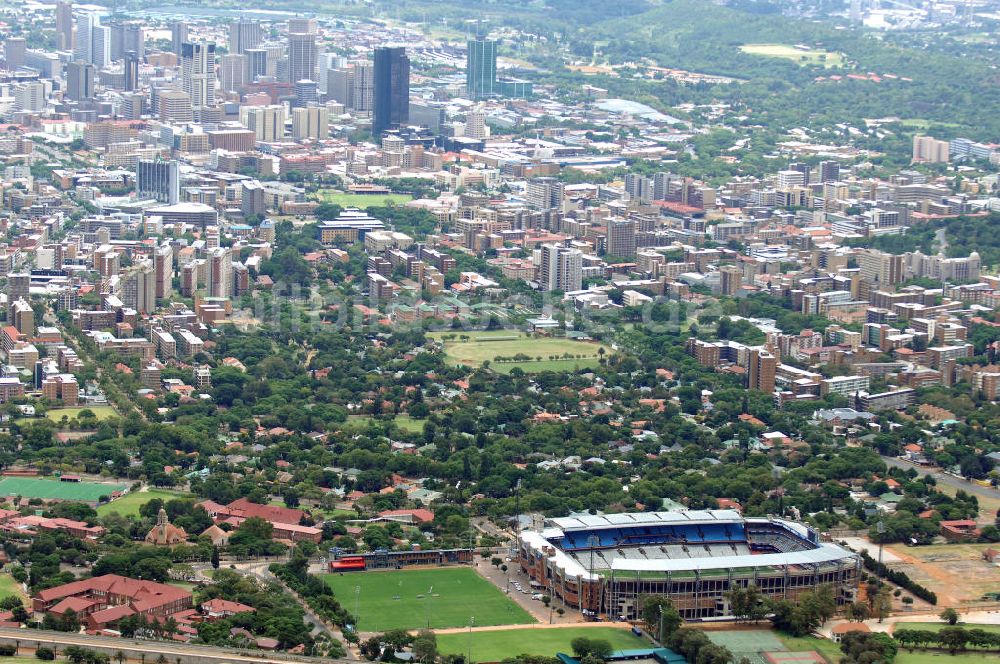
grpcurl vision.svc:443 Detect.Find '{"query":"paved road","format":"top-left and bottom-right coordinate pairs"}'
top-left (0, 626), bottom-right (345, 664)
top-left (881, 455), bottom-right (1000, 503)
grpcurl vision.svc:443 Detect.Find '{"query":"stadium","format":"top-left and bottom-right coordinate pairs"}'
top-left (518, 510), bottom-right (860, 621)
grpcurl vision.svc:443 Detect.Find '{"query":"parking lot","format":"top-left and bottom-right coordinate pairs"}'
top-left (472, 554), bottom-right (585, 624)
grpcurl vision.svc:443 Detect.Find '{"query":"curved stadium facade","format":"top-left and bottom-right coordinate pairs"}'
top-left (519, 510), bottom-right (860, 621)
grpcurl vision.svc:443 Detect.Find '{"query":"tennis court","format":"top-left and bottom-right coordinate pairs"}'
top-left (0, 477), bottom-right (127, 501)
top-left (707, 630), bottom-right (787, 664)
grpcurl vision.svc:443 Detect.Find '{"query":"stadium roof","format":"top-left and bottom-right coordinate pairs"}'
top-left (608, 542), bottom-right (856, 574)
top-left (547, 509), bottom-right (743, 532)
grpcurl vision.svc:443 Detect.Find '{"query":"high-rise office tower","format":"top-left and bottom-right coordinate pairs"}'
top-left (292, 106), bottom-right (329, 140)
top-left (539, 244), bottom-right (582, 293)
top-left (124, 23), bottom-right (144, 61)
top-left (123, 50), bottom-right (139, 91)
top-left (74, 13), bottom-right (96, 64)
top-left (464, 109), bottom-right (487, 139)
top-left (56, 1), bottom-right (74, 51)
top-left (351, 62), bottom-right (374, 112)
top-left (526, 177), bottom-right (564, 210)
top-left (12, 82), bottom-right (45, 112)
top-left (219, 53), bottom-right (246, 93)
top-left (91, 25), bottom-right (110, 68)
top-left (287, 17), bottom-right (317, 34)
top-left (137, 159), bottom-right (180, 204)
top-left (229, 18), bottom-right (264, 55)
top-left (243, 48), bottom-right (267, 83)
top-left (243, 105), bottom-right (285, 142)
top-left (606, 217), bottom-right (637, 258)
top-left (170, 21), bottom-right (188, 57)
top-left (66, 61), bottom-right (96, 101)
top-left (5, 38), bottom-right (26, 70)
top-left (181, 41), bottom-right (215, 109)
top-left (466, 36), bottom-right (497, 99)
top-left (293, 79), bottom-right (318, 107)
top-left (157, 89), bottom-right (193, 123)
top-left (122, 92), bottom-right (143, 119)
top-left (625, 173), bottom-right (651, 203)
top-left (207, 247), bottom-right (233, 298)
top-left (818, 160), bottom-right (841, 184)
top-left (122, 260), bottom-right (155, 314)
top-left (317, 53), bottom-right (344, 94)
top-left (154, 245), bottom-right (173, 299)
top-left (373, 46), bottom-right (409, 135)
top-left (288, 25), bottom-right (317, 84)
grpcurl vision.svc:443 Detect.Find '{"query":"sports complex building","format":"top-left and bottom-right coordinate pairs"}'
top-left (519, 510), bottom-right (860, 621)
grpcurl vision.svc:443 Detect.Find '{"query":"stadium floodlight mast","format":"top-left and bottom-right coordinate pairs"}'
top-left (467, 616), bottom-right (475, 664)
top-left (586, 534), bottom-right (601, 614)
top-left (876, 520), bottom-right (886, 577)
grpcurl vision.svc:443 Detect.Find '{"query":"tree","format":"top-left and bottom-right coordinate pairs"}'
top-left (846, 601), bottom-right (870, 622)
top-left (938, 626), bottom-right (969, 653)
top-left (570, 638), bottom-right (613, 660)
top-left (639, 595), bottom-right (682, 641)
top-left (211, 546), bottom-right (220, 569)
top-left (940, 607), bottom-right (960, 625)
top-left (873, 587), bottom-right (892, 623)
top-left (725, 584), bottom-right (765, 623)
top-left (412, 630), bottom-right (438, 664)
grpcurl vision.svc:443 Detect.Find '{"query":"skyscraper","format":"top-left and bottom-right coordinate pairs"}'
top-left (539, 244), bottom-right (582, 293)
top-left (350, 62), bottom-right (374, 112)
top-left (91, 25), bottom-right (110, 68)
top-left (229, 18), bottom-right (264, 55)
top-left (219, 53), bottom-right (246, 93)
top-left (5, 38), bottom-right (26, 70)
top-left (373, 46), bottom-right (409, 135)
top-left (243, 105), bottom-right (285, 142)
top-left (56, 1), bottom-right (74, 51)
top-left (154, 245), bottom-right (173, 299)
top-left (292, 106), bottom-right (329, 140)
top-left (137, 159), bottom-right (180, 204)
top-left (466, 36), bottom-right (497, 100)
top-left (170, 21), bottom-right (188, 57)
top-left (65, 61), bottom-right (96, 101)
top-left (606, 218), bottom-right (636, 258)
top-left (288, 21), bottom-right (317, 83)
top-left (243, 48), bottom-right (267, 82)
top-left (123, 50), bottom-right (139, 91)
top-left (74, 13), bottom-right (96, 64)
top-left (181, 41), bottom-right (215, 109)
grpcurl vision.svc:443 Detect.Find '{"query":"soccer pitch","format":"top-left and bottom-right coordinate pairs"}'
top-left (323, 567), bottom-right (535, 631)
top-left (437, 627), bottom-right (647, 662)
top-left (0, 477), bottom-right (127, 502)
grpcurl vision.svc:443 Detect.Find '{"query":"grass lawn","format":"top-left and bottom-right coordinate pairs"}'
top-left (896, 654), bottom-right (995, 664)
top-left (0, 477), bottom-right (127, 502)
top-left (323, 567), bottom-right (534, 631)
top-left (313, 191), bottom-right (413, 209)
top-left (739, 43), bottom-right (844, 67)
top-left (0, 573), bottom-right (26, 602)
top-left (96, 488), bottom-right (191, 517)
top-left (345, 415), bottom-right (427, 433)
top-left (429, 331), bottom-right (610, 372)
top-left (894, 622), bottom-right (1000, 634)
top-left (437, 627), bottom-right (647, 662)
top-left (45, 406), bottom-right (117, 421)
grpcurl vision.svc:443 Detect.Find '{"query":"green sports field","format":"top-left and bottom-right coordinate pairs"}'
top-left (436, 627), bottom-right (647, 662)
top-left (323, 567), bottom-right (535, 631)
top-left (313, 191), bottom-right (413, 209)
top-left (429, 331), bottom-right (610, 373)
top-left (96, 488), bottom-right (192, 517)
top-left (45, 406), bottom-right (117, 421)
top-left (0, 477), bottom-right (127, 501)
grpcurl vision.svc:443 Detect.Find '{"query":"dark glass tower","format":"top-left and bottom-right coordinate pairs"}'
top-left (466, 36), bottom-right (497, 99)
top-left (373, 46), bottom-right (409, 135)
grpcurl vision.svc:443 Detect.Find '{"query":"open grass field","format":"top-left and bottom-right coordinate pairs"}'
top-left (45, 406), bottom-right (117, 421)
top-left (896, 654), bottom-right (995, 664)
top-left (96, 488), bottom-right (191, 517)
top-left (739, 43), bottom-right (844, 67)
top-left (429, 330), bottom-right (610, 373)
top-left (345, 415), bottom-right (427, 433)
top-left (894, 622), bottom-right (1000, 634)
top-left (436, 627), bottom-right (647, 661)
top-left (883, 542), bottom-right (1000, 605)
top-left (0, 477), bottom-right (127, 502)
top-left (323, 567), bottom-right (534, 631)
top-left (776, 633), bottom-right (843, 664)
top-left (313, 191), bottom-right (413, 209)
top-left (0, 573), bottom-right (26, 602)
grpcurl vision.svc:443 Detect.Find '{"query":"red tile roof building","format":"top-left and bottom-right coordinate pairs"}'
top-left (33, 574), bottom-right (192, 630)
